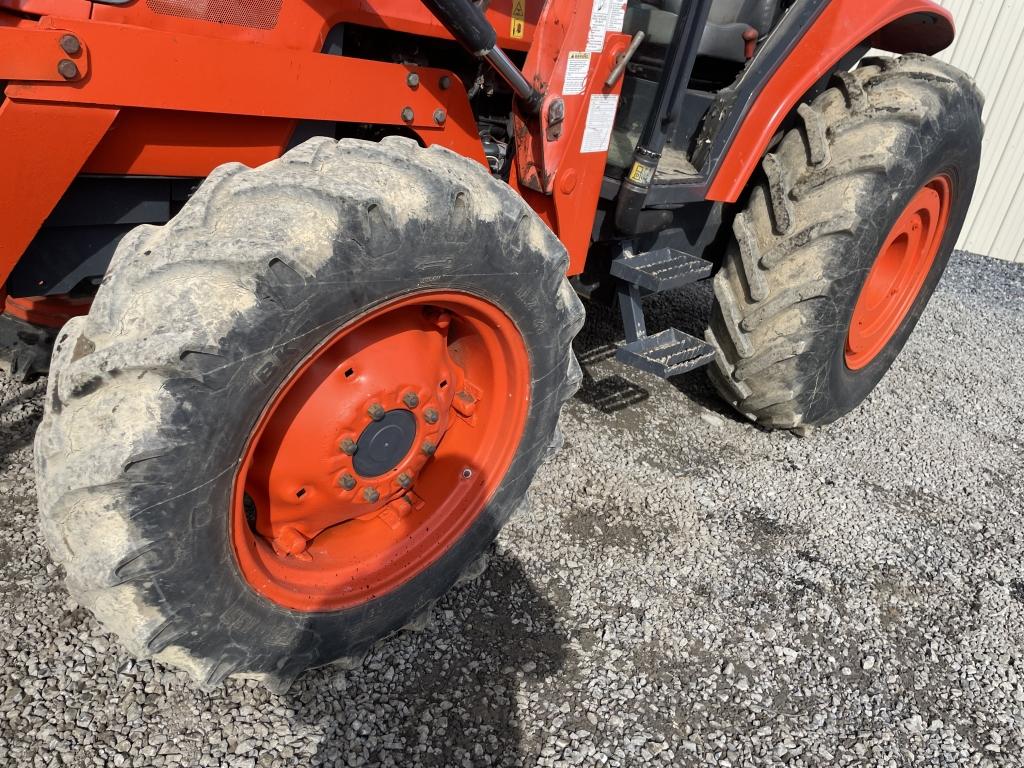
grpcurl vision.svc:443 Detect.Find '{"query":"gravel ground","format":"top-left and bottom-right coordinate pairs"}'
top-left (1, 250), bottom-right (1022, 768)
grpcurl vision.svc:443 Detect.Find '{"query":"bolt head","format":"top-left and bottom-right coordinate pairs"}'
top-left (424, 408), bottom-right (439, 425)
top-left (338, 473), bottom-right (356, 491)
top-left (368, 403), bottom-right (385, 421)
top-left (421, 440), bottom-right (436, 457)
top-left (407, 72), bottom-right (420, 88)
top-left (433, 109), bottom-right (447, 126)
top-left (439, 75), bottom-right (452, 90)
top-left (453, 390), bottom-right (477, 417)
top-left (401, 107), bottom-right (415, 123)
top-left (59, 34), bottom-right (81, 56)
top-left (57, 59), bottom-right (78, 80)
top-left (339, 438), bottom-right (358, 456)
top-left (363, 487), bottom-right (380, 503)
top-left (403, 392), bottom-right (420, 409)
top-left (397, 473), bottom-right (413, 489)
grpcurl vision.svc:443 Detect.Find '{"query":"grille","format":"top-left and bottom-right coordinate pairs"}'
top-left (147, 0), bottom-right (282, 30)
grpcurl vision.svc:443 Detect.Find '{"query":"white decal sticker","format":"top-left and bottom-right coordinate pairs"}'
top-left (580, 94), bottom-right (619, 154)
top-left (607, 0), bottom-right (627, 33)
top-left (563, 51), bottom-right (592, 96)
top-left (586, 0), bottom-right (610, 52)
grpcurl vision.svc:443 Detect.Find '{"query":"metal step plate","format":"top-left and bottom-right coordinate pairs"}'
top-left (615, 328), bottom-right (716, 379)
top-left (610, 247), bottom-right (713, 293)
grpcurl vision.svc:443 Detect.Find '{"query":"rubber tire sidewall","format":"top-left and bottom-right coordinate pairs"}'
top-left (805, 101), bottom-right (980, 425)
top-left (162, 233), bottom-right (569, 677)
top-left (39, 140), bottom-right (580, 683)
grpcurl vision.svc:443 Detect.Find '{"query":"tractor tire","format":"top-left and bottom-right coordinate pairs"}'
top-left (705, 55), bottom-right (983, 429)
top-left (34, 136), bottom-right (584, 689)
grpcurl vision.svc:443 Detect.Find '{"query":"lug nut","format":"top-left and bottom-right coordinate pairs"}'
top-left (368, 403), bottom-right (385, 421)
top-left (338, 473), bottom-right (356, 491)
top-left (59, 34), bottom-right (81, 55)
top-left (401, 106), bottom-right (415, 123)
top-left (403, 392), bottom-right (420, 408)
top-left (433, 108), bottom-right (447, 125)
top-left (439, 75), bottom-right (452, 90)
top-left (339, 438), bottom-right (357, 456)
top-left (397, 473), bottom-right (413, 489)
top-left (424, 408), bottom-right (439, 425)
top-left (57, 59), bottom-right (78, 80)
top-left (407, 72), bottom-right (420, 88)
top-left (363, 487), bottom-right (380, 503)
top-left (421, 440), bottom-right (436, 456)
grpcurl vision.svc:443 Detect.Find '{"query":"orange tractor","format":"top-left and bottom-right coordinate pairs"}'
top-left (1, 0), bottom-right (982, 687)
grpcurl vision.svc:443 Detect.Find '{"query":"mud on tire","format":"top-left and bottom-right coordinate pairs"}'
top-left (34, 137), bottom-right (584, 689)
top-left (706, 55), bottom-right (984, 429)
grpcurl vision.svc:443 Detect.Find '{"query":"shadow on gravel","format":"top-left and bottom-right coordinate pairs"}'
top-left (667, 366), bottom-right (747, 423)
top-left (0, 380), bottom-right (45, 472)
top-left (572, 305), bottom-right (650, 416)
top-left (288, 551), bottom-right (568, 767)
top-left (575, 343), bottom-right (650, 415)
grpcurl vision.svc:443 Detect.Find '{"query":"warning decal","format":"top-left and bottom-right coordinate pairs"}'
top-left (563, 52), bottom-right (591, 96)
top-left (607, 0), bottom-right (627, 33)
top-left (511, 0), bottom-right (526, 39)
top-left (628, 162), bottom-right (655, 186)
top-left (586, 0), bottom-right (610, 52)
top-left (580, 94), bottom-right (619, 154)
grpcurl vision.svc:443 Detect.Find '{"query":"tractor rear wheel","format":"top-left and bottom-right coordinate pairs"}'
top-left (706, 55), bottom-right (983, 429)
top-left (34, 137), bottom-right (583, 688)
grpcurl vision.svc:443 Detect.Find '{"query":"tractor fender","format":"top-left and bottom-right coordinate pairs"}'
top-left (706, 0), bottom-right (955, 203)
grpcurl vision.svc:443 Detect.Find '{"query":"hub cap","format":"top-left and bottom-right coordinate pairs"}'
top-left (845, 174), bottom-right (952, 371)
top-left (232, 291), bottom-right (530, 611)
top-left (352, 410), bottom-right (417, 478)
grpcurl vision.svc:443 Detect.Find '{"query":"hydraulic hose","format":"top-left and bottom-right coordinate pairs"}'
top-left (420, 0), bottom-right (543, 112)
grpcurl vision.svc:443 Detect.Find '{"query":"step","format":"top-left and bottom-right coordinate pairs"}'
top-left (610, 247), bottom-right (713, 293)
top-left (615, 328), bottom-right (716, 379)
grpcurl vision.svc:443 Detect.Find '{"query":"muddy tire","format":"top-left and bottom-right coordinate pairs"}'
top-left (34, 137), bottom-right (583, 689)
top-left (706, 55), bottom-right (983, 429)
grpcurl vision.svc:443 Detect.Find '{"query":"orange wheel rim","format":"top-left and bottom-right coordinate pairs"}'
top-left (845, 174), bottom-right (952, 371)
top-left (231, 291), bottom-right (530, 612)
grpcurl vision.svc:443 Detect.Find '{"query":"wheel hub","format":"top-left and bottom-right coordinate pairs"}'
top-left (845, 174), bottom-right (952, 371)
top-left (231, 291), bottom-right (530, 611)
top-left (353, 409), bottom-right (417, 477)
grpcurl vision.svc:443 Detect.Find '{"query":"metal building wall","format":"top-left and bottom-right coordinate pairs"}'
top-left (935, 0), bottom-right (1024, 262)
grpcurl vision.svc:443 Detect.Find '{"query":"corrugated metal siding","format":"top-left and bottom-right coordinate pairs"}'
top-left (936, 0), bottom-right (1024, 262)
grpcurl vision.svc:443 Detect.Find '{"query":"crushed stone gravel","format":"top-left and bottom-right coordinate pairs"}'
top-left (0, 251), bottom-right (1022, 767)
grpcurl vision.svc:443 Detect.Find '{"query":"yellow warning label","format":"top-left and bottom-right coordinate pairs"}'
top-left (511, 0), bottom-right (526, 38)
top-left (628, 162), bottom-right (655, 186)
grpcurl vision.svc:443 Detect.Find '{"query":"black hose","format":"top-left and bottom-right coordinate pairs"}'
top-left (420, 0), bottom-right (497, 54)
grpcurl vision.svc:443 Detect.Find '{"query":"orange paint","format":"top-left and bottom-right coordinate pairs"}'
top-left (231, 291), bottom-right (530, 611)
top-left (3, 294), bottom-right (91, 326)
top-left (846, 175), bottom-right (952, 370)
top-left (0, 98), bottom-right (118, 293)
top-left (707, 0), bottom-right (954, 203)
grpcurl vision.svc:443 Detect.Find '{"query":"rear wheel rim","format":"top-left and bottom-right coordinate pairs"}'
top-left (231, 291), bottom-right (530, 612)
top-left (845, 174), bottom-right (952, 371)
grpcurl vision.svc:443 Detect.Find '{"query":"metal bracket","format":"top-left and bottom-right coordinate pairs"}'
top-left (0, 25), bottom-right (89, 83)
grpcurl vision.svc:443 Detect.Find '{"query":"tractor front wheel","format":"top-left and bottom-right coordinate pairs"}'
top-left (34, 137), bottom-right (583, 688)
